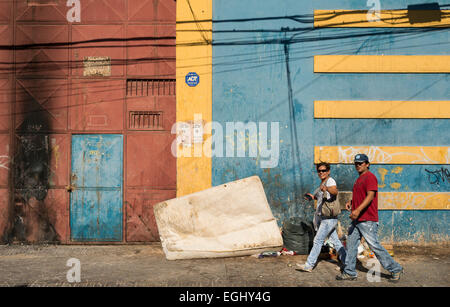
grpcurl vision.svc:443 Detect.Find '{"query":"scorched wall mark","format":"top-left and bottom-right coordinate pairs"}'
top-left (4, 27), bottom-right (60, 243)
top-left (10, 80), bottom-right (57, 243)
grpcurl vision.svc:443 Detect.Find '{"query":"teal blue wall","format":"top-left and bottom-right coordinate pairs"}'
top-left (212, 0), bottom-right (449, 242)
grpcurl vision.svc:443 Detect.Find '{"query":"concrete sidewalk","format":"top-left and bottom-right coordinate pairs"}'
top-left (0, 243), bottom-right (448, 287)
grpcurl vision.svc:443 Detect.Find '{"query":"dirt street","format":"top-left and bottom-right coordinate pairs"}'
top-left (0, 243), bottom-right (449, 287)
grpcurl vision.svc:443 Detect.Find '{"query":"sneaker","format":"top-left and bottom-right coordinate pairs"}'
top-left (389, 269), bottom-right (404, 283)
top-left (335, 272), bottom-right (357, 281)
top-left (295, 263), bottom-right (313, 272)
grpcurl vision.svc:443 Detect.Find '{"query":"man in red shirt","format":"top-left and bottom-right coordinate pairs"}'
top-left (336, 154), bottom-right (403, 282)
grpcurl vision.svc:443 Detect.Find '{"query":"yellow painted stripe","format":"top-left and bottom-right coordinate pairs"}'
top-left (314, 10), bottom-right (450, 27)
top-left (314, 146), bottom-right (450, 164)
top-left (314, 55), bottom-right (450, 73)
top-left (176, 0), bottom-right (212, 197)
top-left (314, 101), bottom-right (450, 118)
top-left (339, 192), bottom-right (450, 210)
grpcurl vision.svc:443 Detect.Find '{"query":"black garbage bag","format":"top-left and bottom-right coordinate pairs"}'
top-left (282, 217), bottom-right (315, 255)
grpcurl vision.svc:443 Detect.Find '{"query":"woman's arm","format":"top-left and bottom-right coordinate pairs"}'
top-left (305, 193), bottom-right (315, 200)
top-left (321, 184), bottom-right (338, 196)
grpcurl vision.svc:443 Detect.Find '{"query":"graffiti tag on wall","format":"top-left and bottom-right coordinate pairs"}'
top-left (425, 167), bottom-right (450, 186)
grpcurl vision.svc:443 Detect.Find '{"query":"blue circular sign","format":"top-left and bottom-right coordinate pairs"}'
top-left (185, 72), bottom-right (200, 87)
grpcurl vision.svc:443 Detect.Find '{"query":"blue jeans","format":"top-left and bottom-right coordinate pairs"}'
top-left (305, 218), bottom-right (347, 269)
top-left (343, 221), bottom-right (403, 277)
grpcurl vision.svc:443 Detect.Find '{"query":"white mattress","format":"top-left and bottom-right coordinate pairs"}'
top-left (154, 176), bottom-right (283, 260)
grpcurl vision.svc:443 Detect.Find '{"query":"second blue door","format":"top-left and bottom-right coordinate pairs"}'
top-left (70, 134), bottom-right (123, 242)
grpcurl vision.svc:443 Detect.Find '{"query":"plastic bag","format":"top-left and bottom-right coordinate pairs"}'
top-left (281, 217), bottom-right (315, 255)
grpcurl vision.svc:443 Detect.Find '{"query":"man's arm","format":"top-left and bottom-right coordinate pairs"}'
top-left (350, 190), bottom-right (376, 220)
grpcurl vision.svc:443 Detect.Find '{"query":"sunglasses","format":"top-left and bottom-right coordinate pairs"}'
top-left (317, 169), bottom-right (328, 173)
top-left (354, 162), bottom-right (365, 166)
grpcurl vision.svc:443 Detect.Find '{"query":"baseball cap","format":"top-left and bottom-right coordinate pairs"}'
top-left (354, 153), bottom-right (369, 163)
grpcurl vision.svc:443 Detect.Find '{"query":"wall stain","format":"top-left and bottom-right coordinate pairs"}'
top-left (6, 78), bottom-right (58, 243)
top-left (390, 182), bottom-right (402, 190)
top-left (391, 166), bottom-right (403, 174)
top-left (378, 168), bottom-right (388, 188)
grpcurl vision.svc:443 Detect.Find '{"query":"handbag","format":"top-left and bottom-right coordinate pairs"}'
top-left (320, 179), bottom-right (341, 218)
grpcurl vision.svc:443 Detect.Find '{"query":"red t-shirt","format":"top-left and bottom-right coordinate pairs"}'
top-left (352, 171), bottom-right (378, 222)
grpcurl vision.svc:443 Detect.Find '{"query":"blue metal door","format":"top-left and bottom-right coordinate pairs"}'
top-left (70, 134), bottom-right (123, 241)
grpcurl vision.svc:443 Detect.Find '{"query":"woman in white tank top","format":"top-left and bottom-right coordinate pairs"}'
top-left (296, 162), bottom-right (347, 272)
